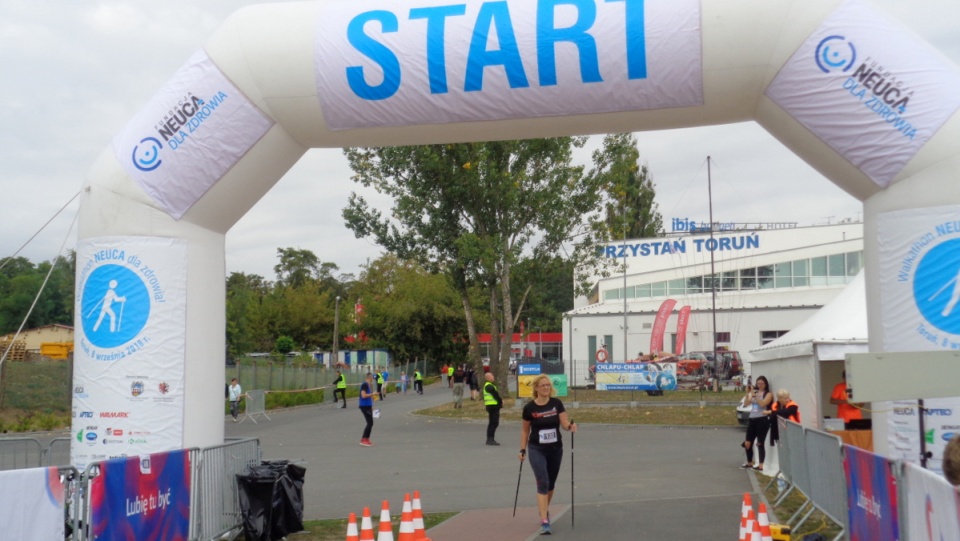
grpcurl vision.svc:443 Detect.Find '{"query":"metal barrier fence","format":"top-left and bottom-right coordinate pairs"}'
top-left (0, 437), bottom-right (261, 540)
top-left (190, 438), bottom-right (261, 541)
top-left (241, 389), bottom-right (271, 424)
top-left (771, 422), bottom-right (960, 541)
top-left (0, 437), bottom-right (43, 471)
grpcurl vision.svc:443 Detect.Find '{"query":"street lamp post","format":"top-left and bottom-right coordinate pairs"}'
top-left (333, 296), bottom-right (340, 368)
top-left (534, 327), bottom-right (542, 361)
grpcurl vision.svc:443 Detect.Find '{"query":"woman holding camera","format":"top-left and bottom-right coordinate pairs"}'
top-left (741, 375), bottom-right (773, 471)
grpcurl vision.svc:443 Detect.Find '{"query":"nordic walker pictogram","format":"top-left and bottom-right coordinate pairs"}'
top-left (88, 279), bottom-right (127, 332)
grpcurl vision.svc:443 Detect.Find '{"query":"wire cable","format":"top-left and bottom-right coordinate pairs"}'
top-left (0, 199), bottom-right (81, 370)
top-left (0, 191), bottom-right (80, 272)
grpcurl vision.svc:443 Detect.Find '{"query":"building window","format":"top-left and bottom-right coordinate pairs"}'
top-left (760, 330), bottom-right (789, 345)
top-left (716, 332), bottom-right (731, 343)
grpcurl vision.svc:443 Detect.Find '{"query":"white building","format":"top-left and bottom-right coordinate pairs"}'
top-left (564, 221), bottom-right (864, 387)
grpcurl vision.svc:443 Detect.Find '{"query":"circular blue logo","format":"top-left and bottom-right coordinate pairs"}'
top-left (81, 265), bottom-right (150, 348)
top-left (913, 239), bottom-right (960, 335)
top-left (131, 137), bottom-right (163, 172)
top-left (815, 35), bottom-right (857, 73)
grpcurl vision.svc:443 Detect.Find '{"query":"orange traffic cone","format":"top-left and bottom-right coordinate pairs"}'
top-left (378, 500), bottom-right (394, 541)
top-left (757, 503), bottom-right (773, 541)
top-left (750, 515), bottom-right (762, 541)
top-left (412, 490), bottom-right (431, 541)
top-left (739, 493), bottom-right (752, 541)
top-left (740, 508), bottom-right (756, 541)
top-left (346, 512), bottom-right (360, 541)
top-left (360, 507), bottom-right (375, 541)
top-left (398, 493), bottom-right (415, 541)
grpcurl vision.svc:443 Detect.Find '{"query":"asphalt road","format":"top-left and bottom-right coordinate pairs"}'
top-left (224, 382), bottom-right (757, 540)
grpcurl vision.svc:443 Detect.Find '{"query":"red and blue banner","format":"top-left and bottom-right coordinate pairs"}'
top-left (91, 449), bottom-right (192, 541)
top-left (843, 444), bottom-right (899, 541)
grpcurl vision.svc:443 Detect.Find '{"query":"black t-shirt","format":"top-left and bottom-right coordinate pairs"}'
top-left (522, 397), bottom-right (565, 448)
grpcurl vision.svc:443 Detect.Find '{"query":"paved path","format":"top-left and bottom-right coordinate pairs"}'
top-left (225, 382), bottom-right (761, 541)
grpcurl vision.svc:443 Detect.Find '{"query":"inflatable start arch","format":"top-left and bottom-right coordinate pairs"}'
top-left (73, 0), bottom-right (960, 466)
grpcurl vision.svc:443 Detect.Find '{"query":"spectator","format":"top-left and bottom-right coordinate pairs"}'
top-left (829, 371), bottom-right (863, 426)
top-left (765, 388), bottom-right (800, 446)
top-left (944, 434), bottom-right (960, 486)
top-left (741, 375), bottom-right (773, 471)
top-left (228, 378), bottom-right (243, 422)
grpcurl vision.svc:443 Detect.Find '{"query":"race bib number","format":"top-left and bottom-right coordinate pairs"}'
top-left (539, 429), bottom-right (558, 445)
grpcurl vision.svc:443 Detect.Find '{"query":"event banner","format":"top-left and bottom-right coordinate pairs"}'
top-left (518, 372), bottom-right (568, 398)
top-left (315, 0), bottom-right (703, 130)
top-left (649, 299), bottom-right (676, 355)
top-left (91, 450), bottom-right (192, 541)
top-left (903, 462), bottom-right (960, 541)
top-left (594, 362), bottom-right (677, 391)
top-left (674, 305), bottom-right (692, 355)
top-left (0, 467), bottom-right (64, 541)
top-left (71, 237), bottom-right (187, 470)
top-left (112, 49), bottom-right (274, 219)
top-left (877, 206), bottom-right (960, 471)
top-left (842, 445), bottom-right (899, 541)
top-left (765, 0), bottom-right (960, 188)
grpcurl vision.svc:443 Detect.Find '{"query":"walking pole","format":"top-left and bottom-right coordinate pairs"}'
top-left (570, 418), bottom-right (575, 529)
top-left (513, 450), bottom-right (525, 517)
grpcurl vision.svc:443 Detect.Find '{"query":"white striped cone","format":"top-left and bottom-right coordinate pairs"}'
top-left (398, 494), bottom-right (415, 541)
top-left (346, 512), bottom-right (359, 541)
top-left (741, 509), bottom-right (756, 541)
top-left (750, 516), bottom-right (762, 541)
top-left (757, 503), bottom-right (773, 541)
top-left (377, 500), bottom-right (394, 541)
top-left (360, 507), bottom-right (375, 541)
top-left (412, 491), bottom-right (427, 540)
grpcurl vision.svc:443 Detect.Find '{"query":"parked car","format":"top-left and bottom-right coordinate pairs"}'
top-left (736, 394), bottom-right (752, 425)
top-left (689, 350), bottom-right (742, 379)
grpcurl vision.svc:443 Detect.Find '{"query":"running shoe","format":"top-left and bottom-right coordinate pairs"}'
top-left (539, 521), bottom-right (551, 535)
top-left (359, 438), bottom-right (374, 447)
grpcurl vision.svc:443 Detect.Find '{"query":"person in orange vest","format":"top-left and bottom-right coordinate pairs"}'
top-left (766, 388), bottom-right (800, 447)
top-left (829, 370), bottom-right (863, 427)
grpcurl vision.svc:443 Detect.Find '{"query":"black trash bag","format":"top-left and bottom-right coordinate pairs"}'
top-left (236, 460), bottom-right (307, 541)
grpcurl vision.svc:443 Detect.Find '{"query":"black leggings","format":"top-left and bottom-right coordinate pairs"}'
top-left (745, 416), bottom-right (770, 464)
top-left (361, 406), bottom-right (374, 439)
top-left (486, 406), bottom-right (500, 439)
top-left (334, 388), bottom-right (346, 403)
top-left (527, 444), bottom-right (563, 495)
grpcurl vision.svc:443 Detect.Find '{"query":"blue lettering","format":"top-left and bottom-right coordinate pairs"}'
top-left (410, 5), bottom-right (467, 94)
top-left (672, 240), bottom-right (686, 253)
top-left (719, 237), bottom-right (731, 250)
top-left (347, 11), bottom-right (402, 100)
top-left (537, 0), bottom-right (603, 86)
top-left (605, 0), bottom-right (646, 79)
top-left (640, 243), bottom-right (651, 256)
top-left (628, 244), bottom-right (639, 256)
top-left (604, 245), bottom-right (616, 257)
top-left (746, 234), bottom-right (759, 249)
top-left (732, 236), bottom-right (745, 250)
top-left (466, 2), bottom-right (529, 91)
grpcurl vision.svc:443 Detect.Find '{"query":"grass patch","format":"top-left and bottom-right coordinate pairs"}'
top-left (762, 477), bottom-right (843, 540)
top-left (417, 390), bottom-right (740, 427)
top-left (277, 512), bottom-right (457, 541)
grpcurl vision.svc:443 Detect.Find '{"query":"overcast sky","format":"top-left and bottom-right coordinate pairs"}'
top-left (3, 0), bottom-right (959, 281)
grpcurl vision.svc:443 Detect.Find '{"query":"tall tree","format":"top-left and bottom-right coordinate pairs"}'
top-left (593, 133), bottom-right (664, 240)
top-left (343, 139), bottom-right (609, 385)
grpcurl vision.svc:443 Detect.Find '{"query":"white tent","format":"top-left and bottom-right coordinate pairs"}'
top-left (750, 271), bottom-right (868, 430)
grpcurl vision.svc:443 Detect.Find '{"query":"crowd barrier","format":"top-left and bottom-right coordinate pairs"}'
top-left (0, 437), bottom-right (260, 540)
top-left (768, 418), bottom-right (959, 541)
top-left (0, 436), bottom-right (80, 472)
top-left (241, 389), bottom-right (271, 424)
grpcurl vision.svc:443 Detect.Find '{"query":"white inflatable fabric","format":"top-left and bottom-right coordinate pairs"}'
top-left (74, 0), bottom-right (960, 460)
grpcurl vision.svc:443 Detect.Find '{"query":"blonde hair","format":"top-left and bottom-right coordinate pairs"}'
top-left (532, 374), bottom-right (555, 397)
top-left (777, 389), bottom-right (791, 401)
top-left (945, 434), bottom-right (960, 486)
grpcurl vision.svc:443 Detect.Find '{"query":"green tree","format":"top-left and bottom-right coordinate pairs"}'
top-left (593, 133), bottom-right (664, 240)
top-left (343, 139), bottom-right (609, 386)
top-left (274, 335), bottom-right (296, 355)
top-left (347, 255), bottom-right (467, 369)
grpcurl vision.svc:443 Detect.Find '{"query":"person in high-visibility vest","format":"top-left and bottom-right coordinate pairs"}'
top-left (766, 388), bottom-right (800, 447)
top-left (447, 365), bottom-right (454, 388)
top-left (483, 372), bottom-right (503, 446)
top-left (333, 369), bottom-right (347, 408)
top-left (413, 370), bottom-right (423, 394)
top-left (376, 370), bottom-right (385, 401)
